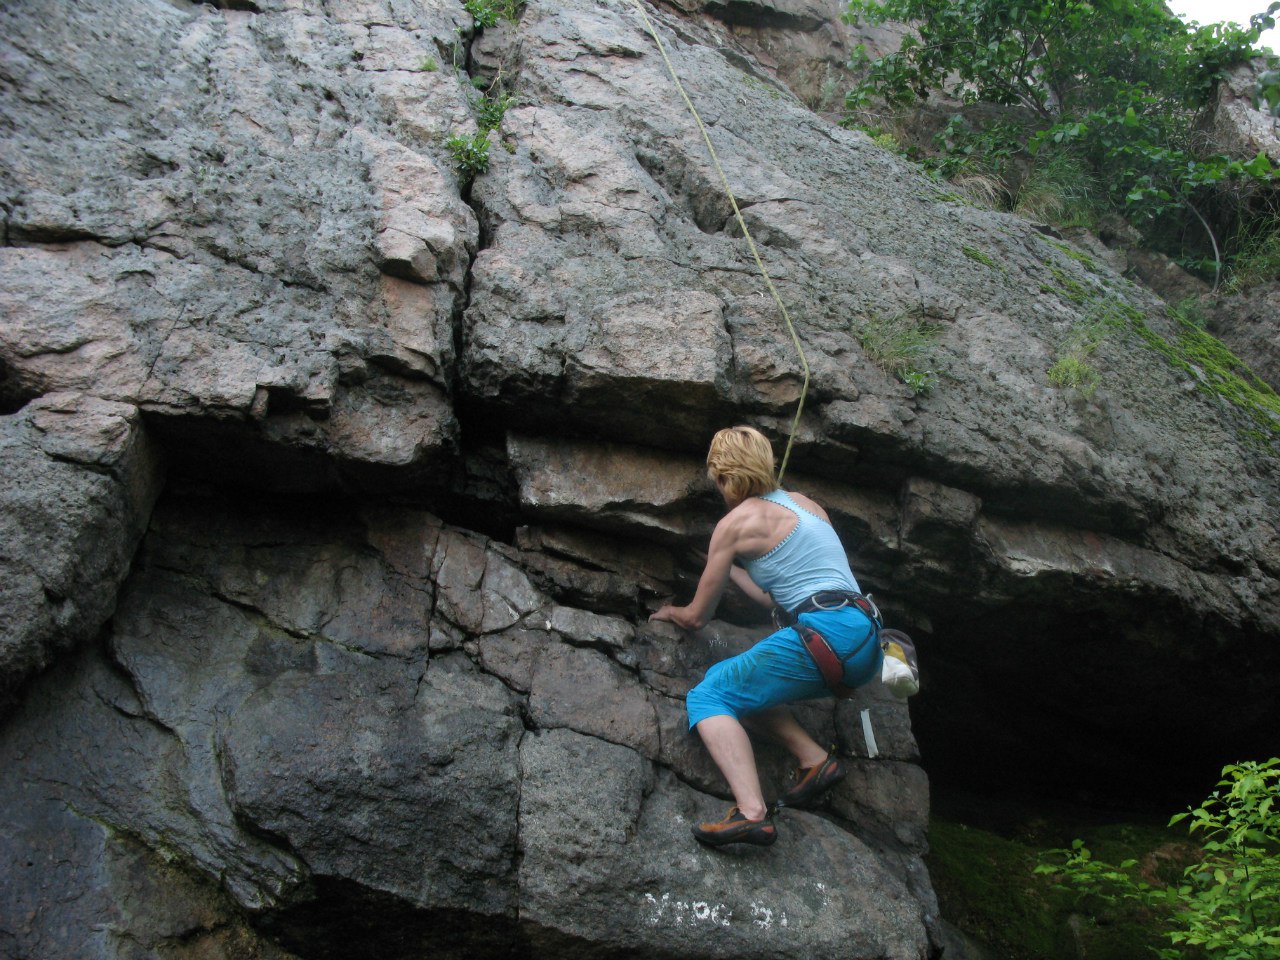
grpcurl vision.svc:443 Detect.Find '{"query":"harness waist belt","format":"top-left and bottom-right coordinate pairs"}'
top-left (789, 590), bottom-right (881, 625)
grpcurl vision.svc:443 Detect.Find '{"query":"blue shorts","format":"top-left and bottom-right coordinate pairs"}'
top-left (685, 608), bottom-right (883, 729)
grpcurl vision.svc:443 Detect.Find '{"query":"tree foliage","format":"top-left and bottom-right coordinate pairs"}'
top-left (1037, 759), bottom-right (1280, 959)
top-left (845, 0), bottom-right (1280, 285)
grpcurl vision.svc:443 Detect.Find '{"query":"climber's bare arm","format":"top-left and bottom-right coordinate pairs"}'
top-left (649, 511), bottom-right (744, 630)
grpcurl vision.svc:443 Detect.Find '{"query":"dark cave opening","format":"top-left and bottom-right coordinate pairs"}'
top-left (911, 600), bottom-right (1280, 821)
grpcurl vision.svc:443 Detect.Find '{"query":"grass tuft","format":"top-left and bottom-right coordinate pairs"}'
top-left (952, 171), bottom-right (1006, 208)
top-left (1015, 153), bottom-right (1097, 228)
top-left (858, 313), bottom-right (941, 395)
top-left (1225, 225), bottom-right (1280, 293)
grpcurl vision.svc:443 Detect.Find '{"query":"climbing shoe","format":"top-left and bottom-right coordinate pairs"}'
top-left (779, 755), bottom-right (846, 809)
top-left (691, 806), bottom-right (777, 847)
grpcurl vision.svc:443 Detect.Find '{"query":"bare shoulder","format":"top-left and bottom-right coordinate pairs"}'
top-left (714, 496), bottom-right (776, 546)
top-left (787, 490), bottom-right (831, 522)
top-left (719, 496), bottom-right (771, 530)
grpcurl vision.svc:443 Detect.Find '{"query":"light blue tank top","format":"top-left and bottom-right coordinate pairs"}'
top-left (742, 490), bottom-right (860, 612)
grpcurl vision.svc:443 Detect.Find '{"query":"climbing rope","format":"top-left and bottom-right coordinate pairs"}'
top-left (626, 0), bottom-right (810, 483)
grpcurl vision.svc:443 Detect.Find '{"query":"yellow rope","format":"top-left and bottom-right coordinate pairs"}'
top-left (627, 0), bottom-right (810, 483)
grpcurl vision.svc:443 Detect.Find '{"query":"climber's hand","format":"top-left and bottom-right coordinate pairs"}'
top-left (649, 604), bottom-right (677, 623)
top-left (649, 604), bottom-right (698, 629)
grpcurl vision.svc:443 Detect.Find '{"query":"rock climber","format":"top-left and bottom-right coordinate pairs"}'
top-left (649, 425), bottom-right (883, 847)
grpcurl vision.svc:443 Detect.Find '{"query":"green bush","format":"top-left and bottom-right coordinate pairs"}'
top-left (463, 0), bottom-right (522, 29)
top-left (1037, 759), bottom-right (1280, 960)
top-left (475, 92), bottom-right (513, 133)
top-left (1257, 64), bottom-right (1280, 116)
top-left (446, 132), bottom-right (490, 183)
top-left (922, 115), bottom-right (1025, 190)
top-left (445, 74), bottom-right (514, 184)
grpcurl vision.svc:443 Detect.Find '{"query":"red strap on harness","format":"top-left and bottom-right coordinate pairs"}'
top-left (797, 625), bottom-right (857, 699)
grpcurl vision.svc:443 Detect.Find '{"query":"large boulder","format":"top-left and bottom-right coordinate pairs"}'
top-left (2, 0), bottom-right (1280, 957)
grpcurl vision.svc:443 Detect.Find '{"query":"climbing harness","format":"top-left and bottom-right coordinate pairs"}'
top-left (627, 0), bottom-right (810, 483)
top-left (783, 593), bottom-right (918, 698)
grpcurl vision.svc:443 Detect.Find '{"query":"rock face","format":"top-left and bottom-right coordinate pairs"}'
top-left (2, 1), bottom-right (1279, 958)
top-left (1207, 282), bottom-right (1280, 393)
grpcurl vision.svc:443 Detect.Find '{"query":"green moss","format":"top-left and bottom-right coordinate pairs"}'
top-left (1048, 265), bottom-right (1090, 304)
top-left (928, 817), bottom-right (1177, 960)
top-left (1046, 238), bottom-right (1098, 271)
top-left (929, 819), bottom-right (1071, 959)
top-left (1127, 309), bottom-right (1280, 443)
top-left (1091, 298), bottom-right (1142, 329)
top-left (1036, 286), bottom-right (1279, 443)
top-left (962, 244), bottom-right (999, 268)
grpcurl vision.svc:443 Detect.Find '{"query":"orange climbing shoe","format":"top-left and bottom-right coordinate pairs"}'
top-left (779, 755), bottom-right (846, 809)
top-left (692, 806), bottom-right (777, 847)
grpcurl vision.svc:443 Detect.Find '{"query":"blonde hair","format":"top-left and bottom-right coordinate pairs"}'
top-left (706, 426), bottom-right (778, 502)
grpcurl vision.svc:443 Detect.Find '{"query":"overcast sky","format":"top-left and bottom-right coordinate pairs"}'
top-left (1165, 0), bottom-right (1278, 52)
